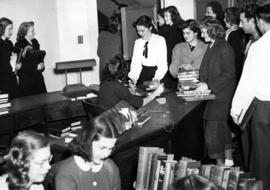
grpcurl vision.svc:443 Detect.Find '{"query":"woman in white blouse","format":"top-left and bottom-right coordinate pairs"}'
top-left (128, 15), bottom-right (168, 86)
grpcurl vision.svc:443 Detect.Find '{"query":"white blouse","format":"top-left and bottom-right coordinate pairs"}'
top-left (128, 33), bottom-right (168, 82)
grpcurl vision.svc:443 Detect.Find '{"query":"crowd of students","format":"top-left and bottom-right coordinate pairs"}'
top-left (1, 1), bottom-right (270, 190)
top-left (98, 2), bottom-right (270, 190)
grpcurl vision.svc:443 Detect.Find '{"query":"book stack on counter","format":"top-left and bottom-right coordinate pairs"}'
top-left (0, 93), bottom-right (11, 115)
top-left (135, 146), bottom-right (262, 190)
top-left (199, 164), bottom-right (262, 190)
top-left (176, 70), bottom-right (215, 101)
top-left (48, 121), bottom-right (82, 143)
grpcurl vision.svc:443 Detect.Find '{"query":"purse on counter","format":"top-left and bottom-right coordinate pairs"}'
top-left (239, 97), bottom-right (259, 131)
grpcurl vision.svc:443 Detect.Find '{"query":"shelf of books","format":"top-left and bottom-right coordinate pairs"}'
top-left (135, 146), bottom-right (262, 190)
top-left (0, 93), bottom-right (11, 116)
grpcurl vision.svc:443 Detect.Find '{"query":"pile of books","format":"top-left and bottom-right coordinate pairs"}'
top-left (135, 146), bottom-right (262, 190)
top-left (176, 70), bottom-right (215, 101)
top-left (0, 93), bottom-right (11, 115)
top-left (200, 165), bottom-right (262, 190)
top-left (48, 121), bottom-right (82, 142)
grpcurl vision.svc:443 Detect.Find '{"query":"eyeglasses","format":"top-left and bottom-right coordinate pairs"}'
top-left (142, 41), bottom-right (148, 58)
top-left (30, 155), bottom-right (53, 168)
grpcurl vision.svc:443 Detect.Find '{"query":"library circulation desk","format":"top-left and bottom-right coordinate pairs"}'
top-left (0, 90), bottom-right (206, 190)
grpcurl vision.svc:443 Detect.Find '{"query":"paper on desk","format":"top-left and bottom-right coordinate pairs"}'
top-left (156, 97), bottom-right (166, 104)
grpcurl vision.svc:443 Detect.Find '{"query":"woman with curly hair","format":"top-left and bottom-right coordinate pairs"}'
top-left (99, 54), bottom-right (164, 109)
top-left (0, 130), bottom-right (52, 190)
top-left (55, 110), bottom-right (122, 190)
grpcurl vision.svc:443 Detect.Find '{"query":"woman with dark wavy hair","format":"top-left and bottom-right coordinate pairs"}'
top-left (0, 130), bottom-right (52, 190)
top-left (99, 54), bottom-right (164, 109)
top-left (195, 17), bottom-right (237, 165)
top-left (55, 110), bottom-right (121, 190)
top-left (162, 6), bottom-right (185, 90)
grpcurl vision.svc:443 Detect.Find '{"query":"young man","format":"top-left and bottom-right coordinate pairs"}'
top-left (231, 4), bottom-right (270, 190)
top-left (239, 4), bottom-right (261, 57)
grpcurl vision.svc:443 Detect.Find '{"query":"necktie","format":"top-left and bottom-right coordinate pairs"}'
top-left (143, 41), bottom-right (148, 58)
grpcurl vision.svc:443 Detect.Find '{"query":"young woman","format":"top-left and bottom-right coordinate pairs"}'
top-left (55, 110), bottom-right (122, 190)
top-left (98, 54), bottom-right (164, 109)
top-left (15, 21), bottom-right (47, 96)
top-left (205, 1), bottom-right (226, 29)
top-left (169, 19), bottom-right (208, 78)
top-left (162, 6), bottom-right (185, 90)
top-left (0, 130), bottom-right (52, 190)
top-left (224, 7), bottom-right (246, 81)
top-left (157, 8), bottom-right (169, 36)
top-left (0, 17), bottom-right (19, 98)
top-left (195, 18), bottom-right (237, 165)
top-left (128, 15), bottom-right (167, 87)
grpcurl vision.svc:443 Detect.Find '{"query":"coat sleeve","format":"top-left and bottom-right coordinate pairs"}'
top-left (207, 45), bottom-right (236, 94)
top-left (169, 44), bottom-right (182, 78)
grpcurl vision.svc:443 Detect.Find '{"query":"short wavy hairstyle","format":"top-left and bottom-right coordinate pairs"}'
top-left (225, 7), bottom-right (241, 26)
top-left (133, 15), bottom-right (154, 29)
top-left (3, 130), bottom-right (49, 190)
top-left (0, 17), bottom-right (13, 36)
top-left (206, 1), bottom-right (225, 21)
top-left (200, 17), bottom-right (225, 39)
top-left (16, 21), bottom-right (34, 42)
top-left (181, 19), bottom-right (201, 35)
top-left (102, 54), bottom-right (128, 82)
top-left (164, 6), bottom-right (185, 25)
top-left (171, 174), bottom-right (219, 190)
top-left (68, 109), bottom-right (120, 162)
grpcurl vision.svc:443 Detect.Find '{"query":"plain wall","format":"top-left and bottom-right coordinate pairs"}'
top-left (162, 0), bottom-right (195, 19)
top-left (0, 0), bottom-right (99, 92)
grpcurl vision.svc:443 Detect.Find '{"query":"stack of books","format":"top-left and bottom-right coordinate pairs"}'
top-left (135, 146), bottom-right (262, 190)
top-left (48, 121), bottom-right (82, 139)
top-left (0, 93), bottom-right (11, 115)
top-left (176, 71), bottom-right (215, 101)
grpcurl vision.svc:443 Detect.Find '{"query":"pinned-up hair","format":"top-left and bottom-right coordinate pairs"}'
top-left (2, 130), bottom-right (49, 189)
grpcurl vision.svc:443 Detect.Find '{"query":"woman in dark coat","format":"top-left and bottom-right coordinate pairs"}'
top-left (15, 21), bottom-right (47, 96)
top-left (195, 18), bottom-right (237, 165)
top-left (162, 6), bottom-right (185, 90)
top-left (0, 17), bottom-right (19, 98)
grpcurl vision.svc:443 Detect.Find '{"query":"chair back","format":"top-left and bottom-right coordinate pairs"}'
top-left (81, 99), bottom-right (106, 119)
